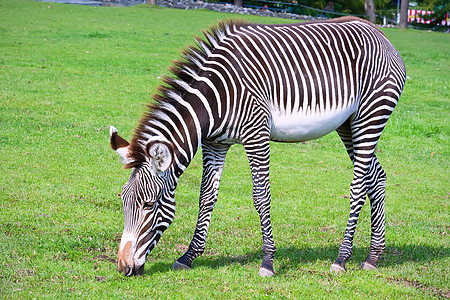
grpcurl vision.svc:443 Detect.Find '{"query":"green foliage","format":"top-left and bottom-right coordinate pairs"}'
top-left (416, 0), bottom-right (450, 11)
top-left (418, 0), bottom-right (450, 28)
top-left (291, 0), bottom-right (366, 15)
top-left (334, 0), bottom-right (365, 15)
top-left (1, 0), bottom-right (449, 298)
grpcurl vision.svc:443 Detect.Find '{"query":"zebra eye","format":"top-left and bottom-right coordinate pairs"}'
top-left (142, 201), bottom-right (154, 210)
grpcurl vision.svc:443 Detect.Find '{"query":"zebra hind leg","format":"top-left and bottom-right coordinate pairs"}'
top-left (172, 142), bottom-right (230, 271)
top-left (330, 168), bottom-right (368, 273)
top-left (360, 155), bottom-right (386, 270)
top-left (331, 122), bottom-right (355, 273)
top-left (331, 121), bottom-right (378, 273)
top-left (332, 107), bottom-right (392, 272)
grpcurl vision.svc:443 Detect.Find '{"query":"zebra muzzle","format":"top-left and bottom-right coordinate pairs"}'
top-left (118, 263), bottom-right (145, 276)
top-left (117, 240), bottom-right (145, 276)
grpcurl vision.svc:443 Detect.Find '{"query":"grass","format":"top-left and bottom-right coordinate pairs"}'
top-left (0, 0), bottom-right (449, 298)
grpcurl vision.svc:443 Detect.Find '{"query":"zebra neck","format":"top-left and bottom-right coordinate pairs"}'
top-left (131, 95), bottom-right (214, 178)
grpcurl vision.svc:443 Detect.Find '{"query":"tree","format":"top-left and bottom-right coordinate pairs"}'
top-left (234, 0), bottom-right (243, 7)
top-left (365, 0), bottom-right (376, 23)
top-left (399, 0), bottom-right (409, 28)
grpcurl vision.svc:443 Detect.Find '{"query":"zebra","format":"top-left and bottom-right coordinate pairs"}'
top-left (110, 17), bottom-right (405, 277)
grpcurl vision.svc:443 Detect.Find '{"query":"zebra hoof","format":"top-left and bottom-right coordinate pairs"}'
top-left (258, 267), bottom-right (274, 277)
top-left (172, 261), bottom-right (191, 271)
top-left (360, 261), bottom-right (378, 271)
top-left (330, 263), bottom-right (346, 274)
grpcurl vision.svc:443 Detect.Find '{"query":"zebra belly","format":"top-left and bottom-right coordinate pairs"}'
top-left (269, 105), bottom-right (357, 142)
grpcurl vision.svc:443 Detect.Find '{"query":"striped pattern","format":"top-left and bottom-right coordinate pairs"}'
top-left (114, 17), bottom-right (405, 276)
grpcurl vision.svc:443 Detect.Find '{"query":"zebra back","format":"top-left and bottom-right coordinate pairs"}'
top-left (128, 17), bottom-right (405, 169)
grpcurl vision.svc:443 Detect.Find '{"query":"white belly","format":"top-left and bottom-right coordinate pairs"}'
top-left (269, 105), bottom-right (357, 142)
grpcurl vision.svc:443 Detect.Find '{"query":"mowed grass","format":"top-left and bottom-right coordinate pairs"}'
top-left (0, 0), bottom-right (449, 298)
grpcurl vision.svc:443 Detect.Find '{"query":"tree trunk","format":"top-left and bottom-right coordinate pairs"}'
top-left (148, 0), bottom-right (156, 5)
top-left (234, 0), bottom-right (243, 7)
top-left (399, 0), bottom-right (409, 29)
top-left (365, 0), bottom-right (376, 23)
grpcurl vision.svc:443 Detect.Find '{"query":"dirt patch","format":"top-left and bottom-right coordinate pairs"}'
top-left (387, 276), bottom-right (450, 299)
top-left (174, 244), bottom-right (189, 253)
top-left (95, 275), bottom-right (107, 282)
top-left (92, 254), bottom-right (116, 263)
top-left (320, 225), bottom-right (338, 233)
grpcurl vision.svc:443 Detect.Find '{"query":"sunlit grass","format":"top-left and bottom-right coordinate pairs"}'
top-left (0, 0), bottom-right (449, 298)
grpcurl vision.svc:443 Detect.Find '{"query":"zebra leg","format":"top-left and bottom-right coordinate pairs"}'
top-left (331, 122), bottom-right (356, 272)
top-left (243, 133), bottom-right (276, 277)
top-left (172, 142), bottom-right (230, 271)
top-left (360, 155), bottom-right (386, 270)
top-left (330, 169), bottom-right (368, 273)
top-left (336, 119), bottom-right (354, 163)
top-left (331, 123), bottom-right (375, 273)
top-left (332, 104), bottom-right (393, 272)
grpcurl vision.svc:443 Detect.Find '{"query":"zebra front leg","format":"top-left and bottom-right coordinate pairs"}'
top-left (243, 136), bottom-right (276, 277)
top-left (172, 143), bottom-right (229, 271)
top-left (172, 203), bottom-right (216, 271)
top-left (360, 155), bottom-right (386, 270)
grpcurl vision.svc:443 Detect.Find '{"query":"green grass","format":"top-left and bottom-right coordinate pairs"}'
top-left (1, 0), bottom-right (449, 298)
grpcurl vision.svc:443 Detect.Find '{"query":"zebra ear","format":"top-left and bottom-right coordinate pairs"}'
top-left (110, 126), bottom-right (133, 165)
top-left (145, 139), bottom-right (174, 174)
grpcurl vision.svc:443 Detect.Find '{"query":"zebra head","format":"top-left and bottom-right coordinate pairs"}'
top-left (110, 126), bottom-right (176, 276)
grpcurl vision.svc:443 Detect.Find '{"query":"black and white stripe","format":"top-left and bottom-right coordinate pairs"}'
top-left (112, 17), bottom-right (405, 276)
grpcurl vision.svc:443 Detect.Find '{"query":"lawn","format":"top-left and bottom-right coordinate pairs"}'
top-left (0, 0), bottom-right (449, 298)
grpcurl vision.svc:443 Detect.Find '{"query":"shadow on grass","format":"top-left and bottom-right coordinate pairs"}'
top-left (143, 244), bottom-right (450, 276)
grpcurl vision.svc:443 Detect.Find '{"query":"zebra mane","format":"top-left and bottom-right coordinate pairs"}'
top-left (127, 19), bottom-right (248, 167)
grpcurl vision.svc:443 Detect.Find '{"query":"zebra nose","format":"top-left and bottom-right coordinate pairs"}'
top-left (117, 240), bottom-right (134, 275)
top-left (117, 263), bottom-right (144, 276)
top-left (117, 260), bottom-right (130, 276)
top-left (123, 266), bottom-right (132, 276)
